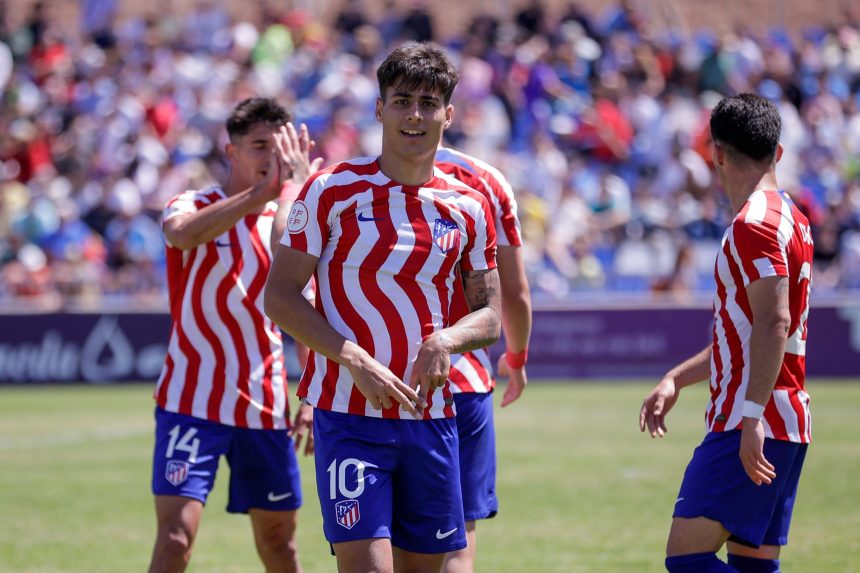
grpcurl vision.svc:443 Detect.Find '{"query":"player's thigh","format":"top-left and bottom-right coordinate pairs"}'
top-left (333, 538), bottom-right (394, 573)
top-left (152, 408), bottom-right (232, 503)
top-left (393, 545), bottom-right (445, 573)
top-left (313, 409), bottom-right (399, 544)
top-left (392, 417), bottom-right (466, 554)
top-left (248, 507), bottom-right (299, 545)
top-left (225, 427), bottom-right (302, 513)
top-left (667, 516), bottom-right (731, 556)
top-left (153, 495), bottom-right (204, 539)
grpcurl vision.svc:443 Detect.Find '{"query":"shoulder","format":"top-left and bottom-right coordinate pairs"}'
top-left (306, 157), bottom-right (381, 195)
top-left (163, 186), bottom-right (224, 218)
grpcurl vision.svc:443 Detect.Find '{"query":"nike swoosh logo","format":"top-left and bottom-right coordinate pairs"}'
top-left (675, 497), bottom-right (684, 505)
top-left (435, 527), bottom-right (457, 540)
top-left (267, 491), bottom-right (294, 502)
top-left (215, 240), bottom-right (233, 247)
top-left (357, 212), bottom-right (383, 222)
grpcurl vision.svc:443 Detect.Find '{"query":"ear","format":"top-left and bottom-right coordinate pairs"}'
top-left (774, 142), bottom-right (784, 163)
top-left (375, 97), bottom-right (383, 122)
top-left (443, 104), bottom-right (454, 130)
top-left (225, 142), bottom-right (235, 161)
top-left (712, 141), bottom-right (724, 167)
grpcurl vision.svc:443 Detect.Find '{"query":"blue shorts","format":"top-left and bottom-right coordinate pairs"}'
top-left (674, 430), bottom-right (808, 547)
top-left (152, 408), bottom-right (302, 513)
top-left (453, 393), bottom-right (498, 521)
top-left (313, 409), bottom-right (466, 554)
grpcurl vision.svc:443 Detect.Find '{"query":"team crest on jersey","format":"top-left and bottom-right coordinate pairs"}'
top-left (335, 499), bottom-right (361, 529)
top-left (433, 219), bottom-right (460, 253)
top-left (165, 460), bottom-right (189, 486)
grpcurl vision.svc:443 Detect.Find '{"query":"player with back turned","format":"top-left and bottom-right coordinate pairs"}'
top-left (640, 93), bottom-right (814, 573)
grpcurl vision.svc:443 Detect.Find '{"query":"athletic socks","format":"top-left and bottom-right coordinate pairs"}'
top-left (665, 552), bottom-right (738, 572)
top-left (727, 554), bottom-right (780, 572)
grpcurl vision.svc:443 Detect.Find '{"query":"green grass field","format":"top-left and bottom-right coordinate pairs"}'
top-left (1, 381), bottom-right (859, 572)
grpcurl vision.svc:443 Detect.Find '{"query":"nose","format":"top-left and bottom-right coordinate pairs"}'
top-left (406, 102), bottom-right (422, 120)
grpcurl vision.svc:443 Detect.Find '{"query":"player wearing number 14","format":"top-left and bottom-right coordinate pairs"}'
top-left (640, 93), bottom-right (814, 573)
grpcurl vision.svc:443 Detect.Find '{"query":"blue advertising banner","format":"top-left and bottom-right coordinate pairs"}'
top-left (0, 303), bottom-right (858, 384)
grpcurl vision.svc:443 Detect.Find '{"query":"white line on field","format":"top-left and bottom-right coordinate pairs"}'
top-left (0, 426), bottom-right (151, 451)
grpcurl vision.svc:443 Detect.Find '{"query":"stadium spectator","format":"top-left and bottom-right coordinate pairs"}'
top-left (639, 94), bottom-right (814, 573)
top-left (148, 98), bottom-right (320, 573)
top-left (435, 145), bottom-right (533, 573)
top-left (1, 1), bottom-right (859, 307)
top-left (264, 43), bottom-right (501, 573)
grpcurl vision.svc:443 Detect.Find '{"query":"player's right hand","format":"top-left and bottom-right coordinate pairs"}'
top-left (349, 354), bottom-right (427, 419)
top-left (639, 377), bottom-right (679, 438)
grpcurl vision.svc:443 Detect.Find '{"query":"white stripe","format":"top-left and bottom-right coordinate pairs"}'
top-left (773, 389), bottom-right (801, 442)
top-left (744, 190), bottom-right (768, 224)
top-left (752, 256), bottom-right (778, 278)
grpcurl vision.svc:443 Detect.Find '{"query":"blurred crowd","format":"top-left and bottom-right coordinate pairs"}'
top-left (2, 0), bottom-right (860, 309)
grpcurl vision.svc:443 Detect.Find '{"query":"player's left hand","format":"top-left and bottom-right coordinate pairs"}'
top-left (289, 403), bottom-right (314, 456)
top-left (410, 333), bottom-right (453, 408)
top-left (274, 122), bottom-right (323, 186)
top-left (497, 353), bottom-right (527, 407)
top-left (739, 417), bottom-right (776, 486)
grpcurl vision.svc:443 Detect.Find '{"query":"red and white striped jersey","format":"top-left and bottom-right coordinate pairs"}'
top-left (707, 189), bottom-right (814, 443)
top-left (155, 186), bottom-right (291, 430)
top-left (281, 157), bottom-right (497, 419)
top-left (436, 147), bottom-right (522, 394)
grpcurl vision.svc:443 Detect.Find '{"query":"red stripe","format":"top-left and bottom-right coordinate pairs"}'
top-left (449, 363), bottom-right (478, 392)
top-left (176, 249), bottom-right (205, 415)
top-left (428, 195), bottom-right (461, 328)
top-left (241, 215), bottom-right (275, 429)
top-left (324, 199), bottom-right (374, 416)
top-left (156, 353), bottom-right (175, 406)
top-left (184, 245), bottom-right (227, 421)
top-left (362, 185), bottom-right (409, 419)
top-left (396, 188), bottom-right (436, 337)
top-left (210, 227), bottom-right (251, 427)
top-left (763, 400), bottom-right (788, 438)
top-left (465, 351), bottom-right (492, 391)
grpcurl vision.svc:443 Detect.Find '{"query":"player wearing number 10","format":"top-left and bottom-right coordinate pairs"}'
top-left (265, 43), bottom-right (501, 573)
top-left (639, 93), bottom-right (814, 573)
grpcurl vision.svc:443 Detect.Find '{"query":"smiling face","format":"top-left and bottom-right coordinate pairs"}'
top-left (225, 122), bottom-right (276, 189)
top-left (376, 83), bottom-right (453, 172)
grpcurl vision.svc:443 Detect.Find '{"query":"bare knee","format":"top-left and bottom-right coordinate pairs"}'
top-left (150, 521), bottom-right (197, 573)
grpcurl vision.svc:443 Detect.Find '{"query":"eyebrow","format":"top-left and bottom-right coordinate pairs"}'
top-left (391, 91), bottom-right (442, 103)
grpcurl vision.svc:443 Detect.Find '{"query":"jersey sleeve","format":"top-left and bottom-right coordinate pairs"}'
top-left (460, 194), bottom-right (497, 273)
top-left (732, 217), bottom-right (788, 284)
top-left (280, 174), bottom-right (329, 258)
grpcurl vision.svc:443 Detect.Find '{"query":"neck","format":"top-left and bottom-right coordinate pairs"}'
top-left (725, 169), bottom-right (779, 214)
top-left (377, 148), bottom-right (436, 187)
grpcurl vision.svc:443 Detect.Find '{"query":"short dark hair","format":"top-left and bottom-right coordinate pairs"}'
top-left (710, 93), bottom-right (781, 163)
top-left (226, 98), bottom-right (291, 140)
top-left (376, 43), bottom-right (459, 105)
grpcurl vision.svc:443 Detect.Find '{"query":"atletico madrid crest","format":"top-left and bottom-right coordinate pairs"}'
top-left (165, 460), bottom-right (189, 486)
top-left (433, 219), bottom-right (460, 253)
top-left (335, 499), bottom-right (361, 529)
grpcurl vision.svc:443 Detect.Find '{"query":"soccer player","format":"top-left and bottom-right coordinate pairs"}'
top-left (639, 93), bottom-right (814, 573)
top-left (264, 43), bottom-right (502, 573)
top-left (435, 146), bottom-right (532, 573)
top-left (149, 98), bottom-right (321, 573)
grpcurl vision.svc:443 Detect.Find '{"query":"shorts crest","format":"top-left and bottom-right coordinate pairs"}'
top-left (335, 499), bottom-right (361, 529)
top-left (165, 460), bottom-right (189, 486)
